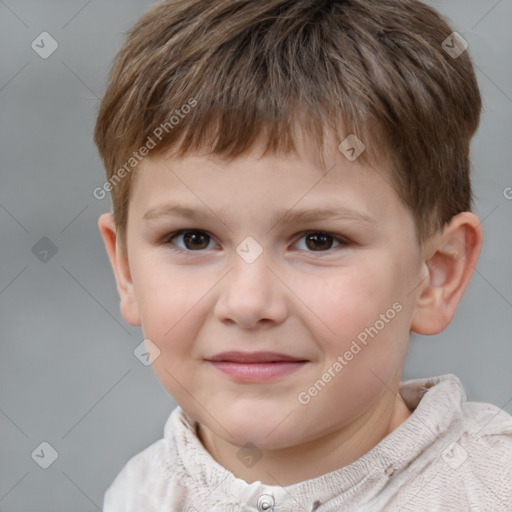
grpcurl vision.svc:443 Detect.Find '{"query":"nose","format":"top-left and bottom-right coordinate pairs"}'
top-left (213, 251), bottom-right (288, 329)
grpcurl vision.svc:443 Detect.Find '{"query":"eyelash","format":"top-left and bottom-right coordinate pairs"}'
top-left (162, 229), bottom-right (350, 254)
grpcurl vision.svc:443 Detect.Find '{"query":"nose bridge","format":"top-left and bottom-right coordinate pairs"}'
top-left (214, 239), bottom-right (287, 327)
top-left (231, 247), bottom-right (272, 293)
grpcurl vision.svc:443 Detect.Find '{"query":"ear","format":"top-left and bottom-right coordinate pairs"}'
top-left (410, 212), bottom-right (483, 335)
top-left (98, 212), bottom-right (141, 326)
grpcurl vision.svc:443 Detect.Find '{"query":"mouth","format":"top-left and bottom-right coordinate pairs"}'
top-left (207, 351), bottom-right (307, 363)
top-left (206, 351), bottom-right (309, 382)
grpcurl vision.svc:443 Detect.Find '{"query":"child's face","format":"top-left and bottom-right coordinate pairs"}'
top-left (111, 137), bottom-right (429, 451)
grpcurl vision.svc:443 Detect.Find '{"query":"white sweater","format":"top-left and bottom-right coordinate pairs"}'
top-left (103, 374), bottom-right (512, 511)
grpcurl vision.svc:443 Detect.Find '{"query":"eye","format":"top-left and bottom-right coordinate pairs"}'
top-left (163, 229), bottom-right (349, 253)
top-left (293, 231), bottom-right (348, 252)
top-left (165, 230), bottom-right (217, 251)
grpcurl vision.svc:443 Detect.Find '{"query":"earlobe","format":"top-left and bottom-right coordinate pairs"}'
top-left (410, 212), bottom-right (483, 335)
top-left (97, 213), bottom-right (141, 326)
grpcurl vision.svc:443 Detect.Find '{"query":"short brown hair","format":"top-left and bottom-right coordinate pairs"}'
top-left (94, 0), bottom-right (481, 253)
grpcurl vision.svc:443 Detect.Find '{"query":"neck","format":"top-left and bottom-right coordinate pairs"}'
top-left (197, 382), bottom-right (412, 486)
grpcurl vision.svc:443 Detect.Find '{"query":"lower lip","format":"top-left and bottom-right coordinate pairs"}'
top-left (208, 361), bottom-right (307, 382)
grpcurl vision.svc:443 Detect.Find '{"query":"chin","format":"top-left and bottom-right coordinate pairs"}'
top-left (210, 412), bottom-right (302, 451)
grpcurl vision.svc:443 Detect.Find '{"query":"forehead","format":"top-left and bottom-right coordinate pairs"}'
top-left (128, 138), bottom-right (415, 242)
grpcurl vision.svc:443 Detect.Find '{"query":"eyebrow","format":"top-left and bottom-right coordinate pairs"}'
top-left (143, 202), bottom-right (378, 227)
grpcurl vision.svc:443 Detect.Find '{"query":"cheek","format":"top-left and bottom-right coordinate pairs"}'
top-left (293, 268), bottom-right (409, 434)
top-left (131, 259), bottom-right (208, 354)
top-left (136, 267), bottom-right (211, 399)
top-left (299, 260), bottom-right (410, 380)
top-left (303, 264), bottom-right (401, 336)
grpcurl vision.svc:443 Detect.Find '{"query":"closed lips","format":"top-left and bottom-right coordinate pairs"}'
top-left (207, 352), bottom-right (307, 363)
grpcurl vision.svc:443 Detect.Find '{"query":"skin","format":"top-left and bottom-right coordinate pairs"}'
top-left (99, 134), bottom-right (483, 486)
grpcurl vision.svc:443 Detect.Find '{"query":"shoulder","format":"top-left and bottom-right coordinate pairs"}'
top-left (103, 438), bottom-right (177, 512)
top-left (441, 399), bottom-right (512, 507)
top-left (102, 406), bottom-right (197, 511)
top-left (458, 398), bottom-right (512, 466)
top-left (393, 376), bottom-right (512, 510)
top-left (438, 377), bottom-right (512, 479)
top-left (432, 398), bottom-right (512, 509)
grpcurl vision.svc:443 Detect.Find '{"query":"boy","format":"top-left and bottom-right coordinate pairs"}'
top-left (94, 0), bottom-right (512, 510)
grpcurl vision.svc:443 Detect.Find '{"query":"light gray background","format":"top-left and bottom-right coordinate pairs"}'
top-left (0, 1), bottom-right (511, 510)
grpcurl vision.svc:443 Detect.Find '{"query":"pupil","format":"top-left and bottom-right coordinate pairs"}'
top-left (306, 233), bottom-right (332, 251)
top-left (184, 231), bottom-right (209, 250)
